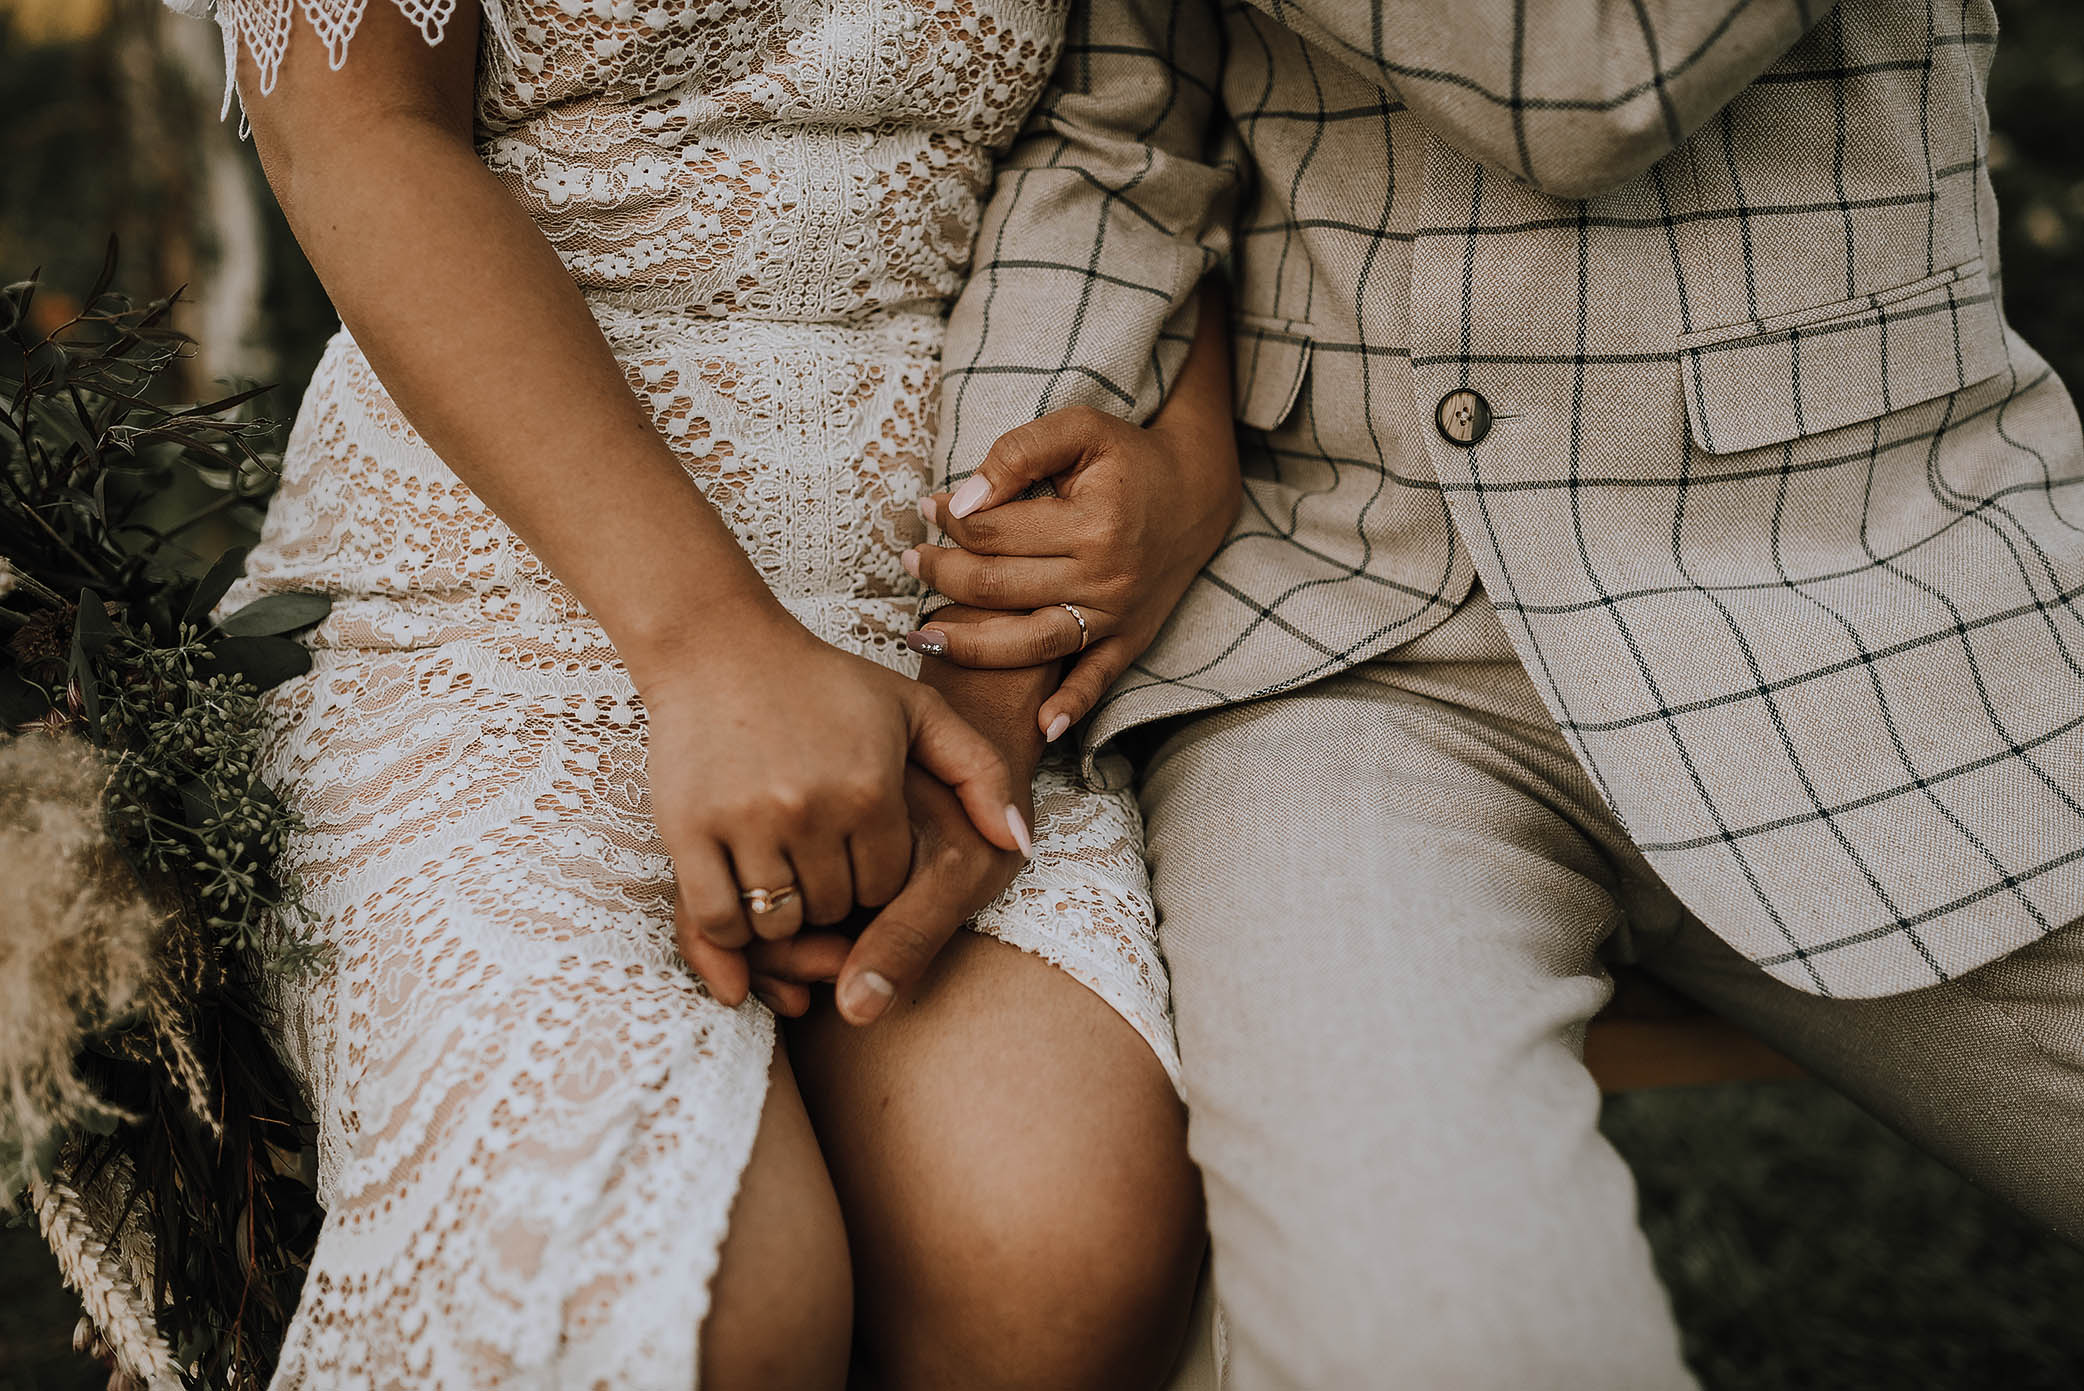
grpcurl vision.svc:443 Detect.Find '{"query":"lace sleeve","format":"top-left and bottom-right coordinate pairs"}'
top-left (160, 0), bottom-right (504, 121)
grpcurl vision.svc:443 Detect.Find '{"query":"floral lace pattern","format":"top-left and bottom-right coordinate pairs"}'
top-left (254, 637), bottom-right (776, 1387)
top-left (255, 311), bottom-right (946, 665)
top-left (170, 1), bottom-right (1176, 1387)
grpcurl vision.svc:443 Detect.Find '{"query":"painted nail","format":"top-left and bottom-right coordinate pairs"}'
top-left (1044, 712), bottom-right (1072, 744)
top-left (918, 495), bottom-right (939, 526)
top-left (948, 475), bottom-right (991, 519)
top-left (839, 970), bottom-right (895, 1024)
top-left (901, 547), bottom-right (921, 579)
top-left (903, 628), bottom-right (948, 656)
top-left (1006, 804), bottom-right (1035, 859)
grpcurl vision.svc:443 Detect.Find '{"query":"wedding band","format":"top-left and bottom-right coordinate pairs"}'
top-left (1057, 602), bottom-right (1091, 653)
top-left (738, 884), bottom-right (800, 916)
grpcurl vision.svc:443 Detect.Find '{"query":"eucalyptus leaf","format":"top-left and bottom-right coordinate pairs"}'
top-left (69, 590), bottom-right (110, 728)
top-left (73, 586), bottom-right (118, 655)
top-left (178, 381), bottom-right (273, 419)
top-left (67, 382), bottom-right (106, 466)
top-left (186, 545), bottom-right (251, 622)
top-left (71, 657), bottom-right (99, 726)
top-left (85, 234), bottom-right (119, 306)
top-left (216, 590), bottom-right (331, 637)
top-left (179, 776), bottom-right (222, 829)
top-left (29, 393), bottom-right (97, 460)
top-left (203, 634), bottom-right (314, 689)
top-left (24, 338), bottom-right (67, 389)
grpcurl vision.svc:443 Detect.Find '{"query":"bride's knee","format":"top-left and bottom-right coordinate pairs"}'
top-left (702, 1059), bottom-right (854, 1390)
top-left (866, 1155), bottom-right (1205, 1390)
top-left (700, 1238), bottom-right (850, 1391)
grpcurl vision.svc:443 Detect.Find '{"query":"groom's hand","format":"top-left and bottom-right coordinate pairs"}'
top-left (743, 765), bottom-right (1029, 1025)
top-left (837, 766), bottom-right (1028, 1025)
top-left (747, 646), bottom-right (1047, 1023)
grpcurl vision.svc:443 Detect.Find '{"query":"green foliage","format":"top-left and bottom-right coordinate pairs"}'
top-left (1, 243), bottom-right (329, 960)
top-left (1, 245), bottom-right (278, 631)
top-left (95, 634), bottom-right (325, 972)
top-left (0, 246), bottom-right (327, 1391)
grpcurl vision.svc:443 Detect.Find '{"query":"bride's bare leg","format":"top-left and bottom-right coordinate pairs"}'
top-left (788, 934), bottom-right (1204, 1391)
top-left (703, 1049), bottom-right (853, 1391)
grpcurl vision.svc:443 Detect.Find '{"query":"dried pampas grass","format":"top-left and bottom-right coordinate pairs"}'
top-left (0, 734), bottom-right (163, 1189)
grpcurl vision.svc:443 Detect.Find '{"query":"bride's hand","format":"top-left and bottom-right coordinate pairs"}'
top-left (639, 626), bottom-right (1027, 1006)
top-left (903, 401), bottom-right (1240, 741)
top-left (738, 764), bottom-right (1031, 1024)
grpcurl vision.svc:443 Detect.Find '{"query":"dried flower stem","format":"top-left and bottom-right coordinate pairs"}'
top-left (32, 1171), bottom-right (182, 1390)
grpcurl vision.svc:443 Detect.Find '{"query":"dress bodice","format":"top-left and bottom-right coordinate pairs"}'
top-left (483, 1), bottom-right (1063, 316)
top-left (207, 0), bottom-right (1066, 319)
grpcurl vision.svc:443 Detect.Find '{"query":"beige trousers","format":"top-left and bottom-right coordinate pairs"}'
top-left (1138, 590), bottom-right (2084, 1391)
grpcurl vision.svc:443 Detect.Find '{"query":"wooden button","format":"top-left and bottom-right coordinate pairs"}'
top-left (1435, 388), bottom-right (1493, 446)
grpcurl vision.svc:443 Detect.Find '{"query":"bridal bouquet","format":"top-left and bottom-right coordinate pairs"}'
top-left (1, 247), bottom-right (326, 1391)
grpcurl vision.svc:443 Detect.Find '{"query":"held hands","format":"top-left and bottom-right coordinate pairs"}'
top-left (901, 403), bottom-right (1241, 741)
top-left (640, 627), bottom-right (1030, 1023)
top-left (735, 764), bottom-right (1033, 1022)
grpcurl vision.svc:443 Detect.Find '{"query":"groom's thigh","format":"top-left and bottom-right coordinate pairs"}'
top-left (1646, 913), bottom-right (2084, 1242)
top-left (1140, 683), bottom-right (1696, 1391)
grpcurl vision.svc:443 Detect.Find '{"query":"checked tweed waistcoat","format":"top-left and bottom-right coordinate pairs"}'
top-left (933, 0), bottom-right (2084, 999)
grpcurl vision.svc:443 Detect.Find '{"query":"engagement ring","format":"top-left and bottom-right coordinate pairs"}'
top-left (1057, 602), bottom-right (1091, 653)
top-left (739, 884), bottom-right (800, 916)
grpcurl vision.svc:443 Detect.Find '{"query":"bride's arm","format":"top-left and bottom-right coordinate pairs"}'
top-left (237, 4), bottom-right (1023, 1020)
top-left (239, 8), bottom-right (770, 683)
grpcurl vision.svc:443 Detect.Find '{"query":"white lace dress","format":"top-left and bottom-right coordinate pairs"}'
top-left (165, 2), bottom-right (1176, 1386)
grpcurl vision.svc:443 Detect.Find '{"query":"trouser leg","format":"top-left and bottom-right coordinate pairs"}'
top-left (1644, 911), bottom-right (2084, 1243)
top-left (1140, 679), bottom-right (1697, 1391)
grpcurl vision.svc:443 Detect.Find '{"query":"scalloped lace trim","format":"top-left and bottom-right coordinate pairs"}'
top-left (174, 0), bottom-right (510, 124)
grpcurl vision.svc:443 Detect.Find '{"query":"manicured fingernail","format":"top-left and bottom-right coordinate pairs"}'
top-left (918, 495), bottom-right (938, 525)
top-left (901, 547), bottom-right (921, 579)
top-left (840, 970), bottom-right (894, 1023)
top-left (949, 475), bottom-right (991, 519)
top-left (1044, 712), bottom-right (1071, 743)
top-left (904, 628), bottom-right (948, 656)
top-left (1006, 804), bottom-right (1034, 859)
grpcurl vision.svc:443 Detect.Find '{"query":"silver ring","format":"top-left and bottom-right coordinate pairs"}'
top-left (738, 884), bottom-right (800, 916)
top-left (1056, 602), bottom-right (1090, 653)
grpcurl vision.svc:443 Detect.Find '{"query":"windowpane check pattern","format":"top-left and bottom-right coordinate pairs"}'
top-left (935, 0), bottom-right (2084, 998)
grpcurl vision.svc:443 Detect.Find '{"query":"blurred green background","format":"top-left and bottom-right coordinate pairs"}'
top-left (4, 1), bottom-right (2084, 1388)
